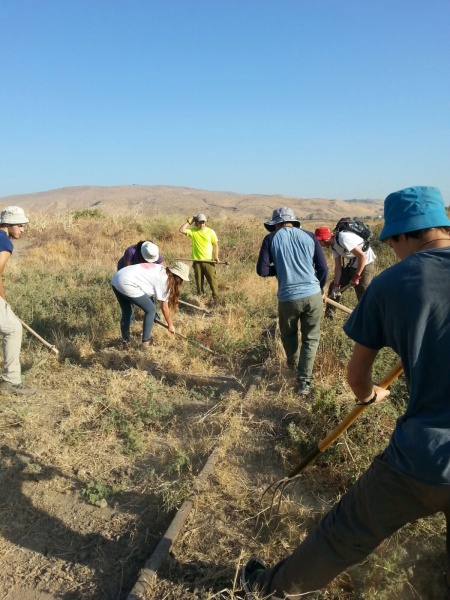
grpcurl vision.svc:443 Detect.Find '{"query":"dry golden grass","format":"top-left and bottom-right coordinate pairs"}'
top-left (0, 210), bottom-right (445, 599)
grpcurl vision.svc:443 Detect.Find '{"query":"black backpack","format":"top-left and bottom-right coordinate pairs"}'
top-left (334, 217), bottom-right (373, 252)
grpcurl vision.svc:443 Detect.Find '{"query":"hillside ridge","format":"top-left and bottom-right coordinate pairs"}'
top-left (0, 185), bottom-right (384, 221)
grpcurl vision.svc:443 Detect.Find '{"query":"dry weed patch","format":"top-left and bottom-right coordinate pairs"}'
top-left (0, 211), bottom-right (445, 599)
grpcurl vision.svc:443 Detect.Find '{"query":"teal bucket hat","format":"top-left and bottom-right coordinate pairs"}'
top-left (379, 186), bottom-right (450, 241)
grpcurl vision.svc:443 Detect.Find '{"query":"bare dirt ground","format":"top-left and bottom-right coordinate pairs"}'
top-left (0, 326), bottom-right (248, 599)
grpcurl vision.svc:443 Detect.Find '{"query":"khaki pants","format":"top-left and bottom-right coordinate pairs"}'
top-left (253, 454), bottom-right (450, 599)
top-left (0, 298), bottom-right (23, 385)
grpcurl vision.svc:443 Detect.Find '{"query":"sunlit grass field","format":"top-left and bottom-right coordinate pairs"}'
top-left (1, 208), bottom-right (446, 599)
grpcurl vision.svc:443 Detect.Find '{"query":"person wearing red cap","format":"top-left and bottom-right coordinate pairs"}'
top-left (242, 187), bottom-right (450, 599)
top-left (314, 225), bottom-right (376, 313)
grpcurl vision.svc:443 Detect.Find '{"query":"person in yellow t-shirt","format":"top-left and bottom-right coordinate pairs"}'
top-left (179, 213), bottom-right (219, 300)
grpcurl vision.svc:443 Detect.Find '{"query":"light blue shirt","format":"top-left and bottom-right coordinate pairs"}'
top-left (270, 227), bottom-right (321, 302)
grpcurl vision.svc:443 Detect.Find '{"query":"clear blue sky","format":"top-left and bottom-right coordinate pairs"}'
top-left (1, 0), bottom-right (449, 201)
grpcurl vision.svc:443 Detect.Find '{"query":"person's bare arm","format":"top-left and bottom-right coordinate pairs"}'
top-left (350, 245), bottom-right (367, 279)
top-left (347, 343), bottom-right (390, 403)
top-left (213, 242), bottom-right (219, 262)
top-left (0, 251), bottom-right (11, 301)
top-left (179, 220), bottom-right (192, 235)
top-left (160, 300), bottom-right (175, 333)
top-left (333, 256), bottom-right (342, 285)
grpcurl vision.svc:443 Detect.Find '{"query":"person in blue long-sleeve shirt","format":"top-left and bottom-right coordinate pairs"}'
top-left (256, 208), bottom-right (328, 396)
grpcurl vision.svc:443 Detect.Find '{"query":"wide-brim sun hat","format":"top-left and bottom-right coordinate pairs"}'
top-left (379, 186), bottom-right (450, 241)
top-left (0, 206), bottom-right (29, 225)
top-left (196, 213), bottom-right (207, 222)
top-left (141, 241), bottom-right (160, 263)
top-left (264, 207), bottom-right (301, 232)
top-left (315, 226), bottom-right (333, 241)
top-left (169, 261), bottom-right (190, 281)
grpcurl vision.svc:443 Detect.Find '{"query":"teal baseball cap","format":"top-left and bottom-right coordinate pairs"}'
top-left (379, 186), bottom-right (450, 241)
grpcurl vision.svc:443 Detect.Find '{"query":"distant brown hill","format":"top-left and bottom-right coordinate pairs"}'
top-left (0, 185), bottom-right (384, 221)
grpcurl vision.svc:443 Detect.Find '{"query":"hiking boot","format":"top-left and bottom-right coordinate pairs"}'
top-left (298, 381), bottom-right (311, 397)
top-left (241, 557), bottom-right (267, 599)
top-left (0, 381), bottom-right (37, 397)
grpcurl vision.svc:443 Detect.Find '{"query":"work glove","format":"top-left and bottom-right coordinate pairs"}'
top-left (330, 283), bottom-right (341, 300)
top-left (350, 274), bottom-right (360, 287)
top-left (187, 216), bottom-right (194, 225)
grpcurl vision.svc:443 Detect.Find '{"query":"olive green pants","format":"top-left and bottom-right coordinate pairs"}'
top-left (193, 261), bottom-right (218, 298)
top-left (253, 454), bottom-right (450, 599)
top-left (278, 292), bottom-right (323, 384)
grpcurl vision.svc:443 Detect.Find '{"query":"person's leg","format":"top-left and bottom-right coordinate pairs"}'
top-left (200, 264), bottom-right (206, 294)
top-left (131, 295), bottom-right (156, 341)
top-left (111, 286), bottom-right (133, 342)
top-left (297, 292), bottom-right (323, 385)
top-left (0, 297), bottom-right (23, 385)
top-left (193, 262), bottom-right (202, 295)
top-left (203, 262), bottom-right (219, 299)
top-left (278, 300), bottom-right (300, 369)
top-left (355, 262), bottom-right (374, 302)
top-left (251, 455), bottom-right (450, 598)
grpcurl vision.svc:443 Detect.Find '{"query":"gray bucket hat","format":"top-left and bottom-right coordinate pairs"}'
top-left (169, 261), bottom-right (190, 281)
top-left (0, 206), bottom-right (29, 225)
top-left (264, 207), bottom-right (301, 232)
top-left (141, 241), bottom-right (160, 263)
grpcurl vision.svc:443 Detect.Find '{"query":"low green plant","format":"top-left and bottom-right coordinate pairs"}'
top-left (81, 480), bottom-right (114, 505)
top-left (72, 208), bottom-right (103, 221)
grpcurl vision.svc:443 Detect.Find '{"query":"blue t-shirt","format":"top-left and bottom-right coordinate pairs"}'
top-left (344, 247), bottom-right (450, 485)
top-left (269, 227), bottom-right (321, 302)
top-left (0, 230), bottom-right (13, 254)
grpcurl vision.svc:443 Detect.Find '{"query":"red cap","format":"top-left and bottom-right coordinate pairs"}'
top-left (314, 227), bottom-right (333, 241)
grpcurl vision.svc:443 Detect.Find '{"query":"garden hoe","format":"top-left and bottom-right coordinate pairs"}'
top-left (262, 359), bottom-right (404, 516)
top-left (19, 318), bottom-right (59, 355)
top-left (154, 318), bottom-right (216, 355)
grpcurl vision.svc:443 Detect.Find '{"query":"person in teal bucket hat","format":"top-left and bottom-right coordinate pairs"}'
top-left (242, 186), bottom-right (450, 599)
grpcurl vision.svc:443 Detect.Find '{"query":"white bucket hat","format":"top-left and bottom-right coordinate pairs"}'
top-left (169, 261), bottom-right (190, 281)
top-left (140, 241), bottom-right (160, 263)
top-left (0, 206), bottom-right (29, 225)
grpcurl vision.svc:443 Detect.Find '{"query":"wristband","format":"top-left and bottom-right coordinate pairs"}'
top-left (355, 391), bottom-right (377, 406)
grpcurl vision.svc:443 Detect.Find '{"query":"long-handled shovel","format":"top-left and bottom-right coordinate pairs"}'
top-left (154, 319), bottom-right (216, 355)
top-left (262, 359), bottom-right (404, 514)
top-left (19, 318), bottom-right (59, 355)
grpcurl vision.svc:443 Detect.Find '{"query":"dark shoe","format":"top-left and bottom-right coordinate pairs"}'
top-left (0, 381), bottom-right (36, 397)
top-left (242, 557), bottom-right (267, 599)
top-left (297, 381), bottom-right (311, 397)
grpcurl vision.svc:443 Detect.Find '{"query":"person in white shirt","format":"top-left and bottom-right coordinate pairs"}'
top-left (111, 255), bottom-right (189, 347)
top-left (314, 226), bottom-right (376, 312)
